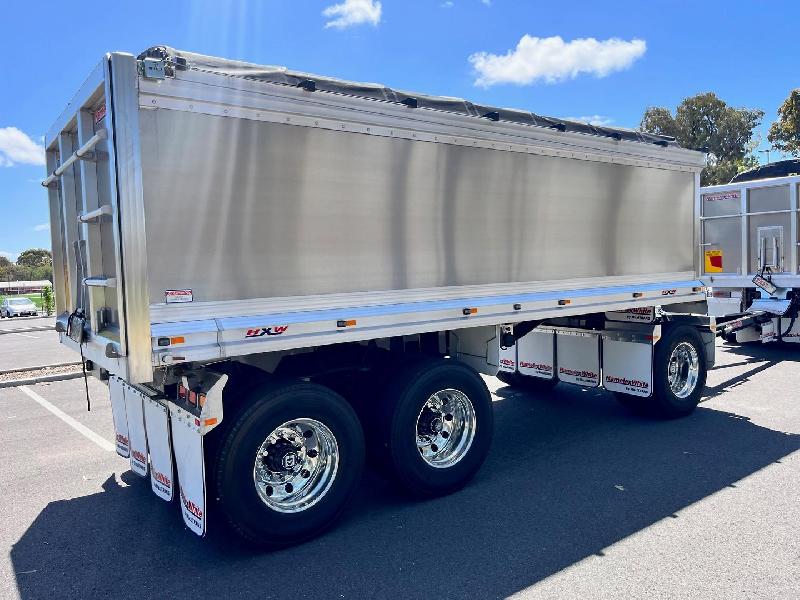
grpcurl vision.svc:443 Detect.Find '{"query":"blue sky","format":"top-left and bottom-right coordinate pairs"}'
top-left (1, 0), bottom-right (798, 261)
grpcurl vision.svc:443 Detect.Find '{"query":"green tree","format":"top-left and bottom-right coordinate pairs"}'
top-left (768, 89), bottom-right (800, 156)
top-left (41, 285), bottom-right (55, 316)
top-left (640, 93), bottom-right (764, 185)
top-left (0, 256), bottom-right (14, 281)
top-left (17, 248), bottom-right (52, 269)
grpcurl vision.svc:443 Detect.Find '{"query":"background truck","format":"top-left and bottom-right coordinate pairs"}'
top-left (699, 165), bottom-right (800, 344)
top-left (42, 46), bottom-right (713, 548)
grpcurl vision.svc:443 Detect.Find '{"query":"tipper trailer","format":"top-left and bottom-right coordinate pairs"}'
top-left (699, 173), bottom-right (800, 344)
top-left (43, 46), bottom-right (713, 547)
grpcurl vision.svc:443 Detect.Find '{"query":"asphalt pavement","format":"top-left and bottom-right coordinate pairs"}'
top-left (0, 340), bottom-right (798, 599)
top-left (0, 328), bottom-right (77, 372)
top-left (0, 316), bottom-right (55, 332)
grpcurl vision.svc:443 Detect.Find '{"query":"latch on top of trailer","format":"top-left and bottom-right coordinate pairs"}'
top-left (142, 57), bottom-right (166, 80)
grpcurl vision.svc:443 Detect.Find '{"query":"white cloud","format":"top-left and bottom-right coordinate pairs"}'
top-left (33, 222), bottom-right (50, 232)
top-left (469, 35), bottom-right (646, 87)
top-left (323, 0), bottom-right (381, 29)
top-left (0, 127), bottom-right (46, 167)
top-left (0, 251), bottom-right (18, 261)
top-left (441, 1), bottom-right (454, 6)
top-left (481, 0), bottom-right (492, 5)
top-left (564, 115), bottom-right (614, 126)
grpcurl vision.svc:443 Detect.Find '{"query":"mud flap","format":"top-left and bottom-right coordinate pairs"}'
top-left (108, 376), bottom-right (130, 458)
top-left (555, 331), bottom-right (600, 387)
top-left (601, 330), bottom-right (655, 397)
top-left (124, 384), bottom-right (149, 477)
top-left (169, 406), bottom-right (206, 536)
top-left (498, 338), bottom-right (516, 374)
top-left (518, 329), bottom-right (555, 380)
top-left (144, 397), bottom-right (174, 501)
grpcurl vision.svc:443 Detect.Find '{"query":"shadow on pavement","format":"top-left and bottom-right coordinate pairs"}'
top-left (702, 341), bottom-right (800, 400)
top-left (10, 382), bottom-right (800, 599)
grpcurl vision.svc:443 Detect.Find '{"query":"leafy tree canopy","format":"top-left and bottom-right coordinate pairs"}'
top-left (768, 89), bottom-right (800, 156)
top-left (640, 92), bottom-right (764, 185)
top-left (16, 248), bottom-right (52, 269)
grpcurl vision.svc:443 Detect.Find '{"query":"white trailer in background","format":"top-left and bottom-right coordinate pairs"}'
top-left (699, 174), bottom-right (800, 344)
top-left (43, 46), bottom-right (713, 549)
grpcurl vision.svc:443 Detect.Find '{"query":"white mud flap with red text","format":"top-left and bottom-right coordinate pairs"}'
top-left (601, 329), bottom-right (656, 397)
top-left (556, 330), bottom-right (600, 387)
top-left (144, 397), bottom-right (174, 501)
top-left (498, 336), bottom-right (516, 374)
top-left (108, 376), bottom-right (130, 458)
top-left (123, 383), bottom-right (149, 476)
top-left (170, 406), bottom-right (207, 536)
top-left (168, 373), bottom-right (228, 537)
top-left (518, 329), bottom-right (555, 380)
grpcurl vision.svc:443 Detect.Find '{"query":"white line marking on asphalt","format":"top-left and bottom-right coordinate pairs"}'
top-left (17, 385), bottom-right (115, 452)
top-left (10, 332), bottom-right (38, 339)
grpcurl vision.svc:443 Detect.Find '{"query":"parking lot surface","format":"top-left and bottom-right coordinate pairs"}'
top-left (0, 340), bottom-right (798, 599)
top-left (0, 317), bottom-right (55, 333)
top-left (0, 329), bottom-right (77, 372)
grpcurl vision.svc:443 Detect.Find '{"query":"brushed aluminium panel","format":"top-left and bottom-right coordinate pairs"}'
top-left (749, 213), bottom-right (791, 273)
top-left (703, 217), bottom-right (742, 274)
top-left (748, 184), bottom-right (790, 212)
top-left (139, 109), bottom-right (695, 304)
top-left (109, 53), bottom-right (152, 384)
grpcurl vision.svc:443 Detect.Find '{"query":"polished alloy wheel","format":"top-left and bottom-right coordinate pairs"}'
top-left (253, 418), bottom-right (339, 513)
top-left (415, 389), bottom-right (476, 469)
top-left (667, 341), bottom-right (700, 399)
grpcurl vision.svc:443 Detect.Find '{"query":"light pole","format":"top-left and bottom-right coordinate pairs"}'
top-left (758, 148), bottom-right (773, 164)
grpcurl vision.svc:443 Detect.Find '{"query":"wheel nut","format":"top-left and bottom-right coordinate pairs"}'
top-left (444, 414), bottom-right (453, 421)
top-left (308, 449), bottom-right (318, 458)
top-left (301, 469), bottom-right (310, 478)
top-left (441, 431), bottom-right (450, 439)
top-left (431, 443), bottom-right (439, 452)
top-left (285, 483), bottom-right (294, 493)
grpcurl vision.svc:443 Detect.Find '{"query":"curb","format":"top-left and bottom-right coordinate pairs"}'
top-left (0, 326), bottom-right (55, 335)
top-left (0, 362), bottom-right (82, 377)
top-left (0, 370), bottom-right (84, 389)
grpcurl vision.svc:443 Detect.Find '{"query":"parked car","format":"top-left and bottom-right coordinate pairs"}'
top-left (0, 297), bottom-right (39, 318)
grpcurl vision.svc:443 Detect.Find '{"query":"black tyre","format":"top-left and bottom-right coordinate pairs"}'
top-left (212, 380), bottom-right (364, 549)
top-left (496, 370), bottom-right (558, 392)
top-left (634, 325), bottom-right (707, 419)
top-left (375, 358), bottom-right (493, 498)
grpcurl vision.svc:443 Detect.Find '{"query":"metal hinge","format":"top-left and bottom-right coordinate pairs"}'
top-left (142, 57), bottom-right (166, 80)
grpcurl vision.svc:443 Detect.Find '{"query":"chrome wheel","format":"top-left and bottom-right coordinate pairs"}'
top-left (667, 342), bottom-right (700, 399)
top-left (416, 389), bottom-right (476, 469)
top-left (253, 418), bottom-right (339, 514)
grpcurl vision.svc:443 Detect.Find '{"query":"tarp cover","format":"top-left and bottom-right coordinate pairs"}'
top-left (139, 46), bottom-right (678, 148)
top-left (730, 159), bottom-right (800, 183)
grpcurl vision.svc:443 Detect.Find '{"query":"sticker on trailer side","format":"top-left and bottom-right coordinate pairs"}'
top-left (144, 397), bottom-right (174, 501)
top-left (123, 384), bottom-right (149, 477)
top-left (108, 376), bottom-right (130, 458)
top-left (556, 332), bottom-right (600, 387)
top-left (605, 307), bottom-right (656, 323)
top-left (170, 406), bottom-right (206, 536)
top-left (602, 337), bottom-right (653, 397)
top-left (517, 329), bottom-right (555, 380)
top-left (165, 289), bottom-right (193, 304)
